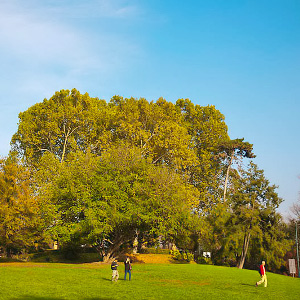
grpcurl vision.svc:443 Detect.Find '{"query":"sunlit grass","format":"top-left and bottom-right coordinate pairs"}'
top-left (0, 263), bottom-right (299, 300)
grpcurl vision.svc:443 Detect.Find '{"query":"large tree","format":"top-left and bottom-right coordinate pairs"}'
top-left (11, 88), bottom-right (290, 270)
top-left (36, 145), bottom-right (199, 262)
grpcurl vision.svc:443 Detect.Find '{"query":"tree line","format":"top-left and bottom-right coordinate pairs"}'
top-left (0, 89), bottom-right (294, 272)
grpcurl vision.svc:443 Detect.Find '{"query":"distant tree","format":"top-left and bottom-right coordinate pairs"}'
top-left (290, 200), bottom-right (300, 221)
top-left (287, 190), bottom-right (300, 264)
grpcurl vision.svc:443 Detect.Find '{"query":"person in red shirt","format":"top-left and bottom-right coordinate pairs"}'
top-left (256, 261), bottom-right (267, 287)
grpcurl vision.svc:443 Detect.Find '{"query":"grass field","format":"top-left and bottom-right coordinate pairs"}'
top-left (0, 262), bottom-right (299, 300)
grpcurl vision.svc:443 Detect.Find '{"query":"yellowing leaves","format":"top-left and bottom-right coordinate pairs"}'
top-left (0, 155), bottom-right (40, 255)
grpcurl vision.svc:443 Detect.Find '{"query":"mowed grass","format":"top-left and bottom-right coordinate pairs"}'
top-left (0, 263), bottom-right (299, 300)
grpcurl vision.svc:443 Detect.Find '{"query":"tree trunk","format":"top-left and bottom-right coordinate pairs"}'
top-left (60, 126), bottom-right (69, 163)
top-left (102, 252), bottom-right (115, 263)
top-left (61, 126), bottom-right (78, 163)
top-left (223, 150), bottom-right (234, 202)
top-left (132, 229), bottom-right (139, 254)
top-left (102, 239), bottom-right (124, 263)
top-left (236, 231), bottom-right (251, 269)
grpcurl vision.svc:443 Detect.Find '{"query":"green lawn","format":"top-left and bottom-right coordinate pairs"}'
top-left (0, 263), bottom-right (299, 300)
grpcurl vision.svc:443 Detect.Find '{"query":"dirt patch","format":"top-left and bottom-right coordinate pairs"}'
top-left (127, 254), bottom-right (173, 264)
top-left (126, 254), bottom-right (196, 264)
top-left (0, 254), bottom-right (195, 268)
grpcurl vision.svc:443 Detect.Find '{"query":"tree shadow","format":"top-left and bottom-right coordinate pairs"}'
top-left (84, 298), bottom-right (115, 300)
top-left (9, 297), bottom-right (63, 300)
top-left (10, 297), bottom-right (114, 300)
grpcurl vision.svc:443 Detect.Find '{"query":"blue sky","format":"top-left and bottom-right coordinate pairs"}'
top-left (0, 0), bottom-right (299, 215)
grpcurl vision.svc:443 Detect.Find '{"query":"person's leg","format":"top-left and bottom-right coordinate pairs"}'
top-left (116, 270), bottom-right (119, 281)
top-left (124, 270), bottom-right (127, 280)
top-left (112, 270), bottom-right (115, 281)
top-left (256, 276), bottom-right (264, 286)
top-left (264, 275), bottom-right (267, 287)
top-left (129, 270), bottom-right (131, 281)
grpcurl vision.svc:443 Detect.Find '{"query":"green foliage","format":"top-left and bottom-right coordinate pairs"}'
top-left (197, 256), bottom-right (213, 265)
top-left (171, 249), bottom-right (194, 262)
top-left (176, 99), bottom-right (230, 208)
top-left (26, 250), bottom-right (101, 263)
top-left (35, 145), bottom-right (199, 261)
top-left (0, 154), bottom-right (42, 257)
top-left (213, 162), bottom-right (290, 271)
top-left (11, 89), bottom-right (107, 165)
top-left (7, 88), bottom-right (292, 271)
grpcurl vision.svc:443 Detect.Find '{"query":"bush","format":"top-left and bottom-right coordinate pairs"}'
top-left (28, 250), bottom-right (60, 263)
top-left (27, 250), bottom-right (101, 263)
top-left (61, 243), bottom-right (82, 260)
top-left (197, 256), bottom-right (212, 265)
top-left (0, 257), bottom-right (21, 263)
top-left (171, 250), bottom-right (194, 262)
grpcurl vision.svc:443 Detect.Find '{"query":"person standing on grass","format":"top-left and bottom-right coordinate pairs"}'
top-left (256, 261), bottom-right (267, 287)
top-left (124, 257), bottom-right (132, 281)
top-left (111, 259), bottom-right (119, 282)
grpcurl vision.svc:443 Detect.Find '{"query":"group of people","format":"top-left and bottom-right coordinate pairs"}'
top-left (111, 257), bottom-right (132, 282)
top-left (111, 257), bottom-right (267, 287)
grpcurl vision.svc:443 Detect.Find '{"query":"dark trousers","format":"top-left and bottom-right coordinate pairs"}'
top-left (124, 270), bottom-right (131, 280)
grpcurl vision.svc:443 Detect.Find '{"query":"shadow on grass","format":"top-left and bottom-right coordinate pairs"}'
top-left (170, 260), bottom-right (193, 264)
top-left (101, 277), bottom-right (126, 281)
top-left (10, 297), bottom-right (114, 300)
top-left (101, 277), bottom-right (112, 281)
top-left (241, 283), bottom-right (256, 287)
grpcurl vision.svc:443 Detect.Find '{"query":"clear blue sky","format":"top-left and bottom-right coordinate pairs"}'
top-left (1, 0), bottom-right (299, 215)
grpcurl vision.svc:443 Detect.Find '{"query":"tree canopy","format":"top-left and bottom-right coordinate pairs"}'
top-left (2, 89), bottom-right (291, 271)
